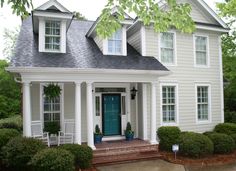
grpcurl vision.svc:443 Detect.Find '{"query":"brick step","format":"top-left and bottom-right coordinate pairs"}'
top-left (94, 144), bottom-right (159, 157)
top-left (93, 151), bottom-right (162, 166)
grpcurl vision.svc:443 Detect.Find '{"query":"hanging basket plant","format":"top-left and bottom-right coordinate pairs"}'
top-left (44, 83), bottom-right (61, 100)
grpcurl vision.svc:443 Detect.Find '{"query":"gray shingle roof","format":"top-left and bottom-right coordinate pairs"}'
top-left (10, 17), bottom-right (168, 71)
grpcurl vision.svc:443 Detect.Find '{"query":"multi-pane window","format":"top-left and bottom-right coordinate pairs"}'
top-left (108, 29), bottom-right (122, 54)
top-left (95, 96), bottom-right (100, 116)
top-left (162, 86), bottom-right (176, 123)
top-left (160, 32), bottom-right (175, 64)
top-left (195, 36), bottom-right (208, 66)
top-left (45, 21), bottom-right (61, 50)
top-left (197, 86), bottom-right (209, 121)
top-left (43, 96), bottom-right (60, 125)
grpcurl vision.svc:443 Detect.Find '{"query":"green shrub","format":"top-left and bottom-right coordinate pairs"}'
top-left (230, 133), bottom-right (236, 145)
top-left (225, 111), bottom-right (236, 123)
top-left (207, 133), bottom-right (235, 154)
top-left (157, 126), bottom-right (181, 151)
top-left (59, 144), bottom-right (93, 169)
top-left (0, 128), bottom-right (19, 150)
top-left (214, 123), bottom-right (236, 135)
top-left (0, 115), bottom-right (22, 131)
top-left (1, 136), bottom-right (46, 170)
top-left (30, 148), bottom-right (74, 171)
top-left (43, 121), bottom-right (60, 135)
top-left (203, 131), bottom-right (215, 136)
top-left (178, 132), bottom-right (213, 158)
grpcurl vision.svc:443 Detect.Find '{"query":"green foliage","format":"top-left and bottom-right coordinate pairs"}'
top-left (0, 115), bottom-right (22, 131)
top-left (157, 126), bottom-right (181, 151)
top-left (125, 122), bottom-right (134, 135)
top-left (0, 128), bottom-right (19, 150)
top-left (97, 0), bottom-right (195, 38)
top-left (1, 136), bottom-right (46, 170)
top-left (214, 123), bottom-right (236, 135)
top-left (207, 133), bottom-right (235, 154)
top-left (44, 83), bottom-right (62, 100)
top-left (0, 60), bottom-right (21, 119)
top-left (94, 124), bottom-right (102, 135)
top-left (73, 11), bottom-right (86, 20)
top-left (230, 133), bottom-right (236, 145)
top-left (43, 121), bottom-right (60, 135)
top-left (224, 111), bottom-right (236, 123)
top-left (59, 144), bottom-right (93, 169)
top-left (217, 0), bottom-right (236, 24)
top-left (0, 0), bottom-right (33, 18)
top-left (30, 148), bottom-right (74, 171)
top-left (178, 132), bottom-right (213, 158)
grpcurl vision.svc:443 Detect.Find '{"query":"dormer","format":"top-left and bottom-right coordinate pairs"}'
top-left (86, 7), bottom-right (133, 56)
top-left (32, 0), bottom-right (74, 53)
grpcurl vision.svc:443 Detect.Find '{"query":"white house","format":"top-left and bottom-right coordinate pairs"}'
top-left (7, 0), bottom-right (229, 150)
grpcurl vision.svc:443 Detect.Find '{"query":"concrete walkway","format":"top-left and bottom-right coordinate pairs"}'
top-left (97, 159), bottom-right (185, 171)
top-left (186, 163), bottom-right (236, 171)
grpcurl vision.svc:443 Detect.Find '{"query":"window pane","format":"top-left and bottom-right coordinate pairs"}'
top-left (108, 29), bottom-right (122, 54)
top-left (95, 96), bottom-right (100, 116)
top-left (197, 86), bottom-right (209, 121)
top-left (196, 52), bottom-right (207, 65)
top-left (45, 20), bottom-right (61, 50)
top-left (195, 36), bottom-right (207, 66)
top-left (161, 33), bottom-right (174, 64)
top-left (121, 96), bottom-right (126, 115)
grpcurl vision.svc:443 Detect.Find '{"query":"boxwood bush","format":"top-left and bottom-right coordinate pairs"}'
top-left (1, 136), bottom-right (46, 170)
top-left (178, 132), bottom-right (213, 158)
top-left (59, 144), bottom-right (93, 169)
top-left (214, 123), bottom-right (236, 135)
top-left (0, 128), bottom-right (19, 150)
top-left (207, 133), bottom-right (235, 154)
top-left (230, 134), bottom-right (236, 145)
top-left (30, 148), bottom-right (74, 171)
top-left (0, 115), bottom-right (22, 132)
top-left (157, 126), bottom-right (181, 151)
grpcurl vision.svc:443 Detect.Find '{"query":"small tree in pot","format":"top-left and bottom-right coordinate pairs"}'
top-left (94, 125), bottom-right (103, 143)
top-left (43, 121), bottom-right (60, 136)
top-left (125, 122), bottom-right (134, 141)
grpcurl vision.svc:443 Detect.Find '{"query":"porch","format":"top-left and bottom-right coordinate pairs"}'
top-left (18, 69), bottom-right (169, 149)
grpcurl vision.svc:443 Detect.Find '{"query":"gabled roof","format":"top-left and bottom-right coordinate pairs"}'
top-left (10, 17), bottom-right (168, 72)
top-left (35, 0), bottom-right (71, 13)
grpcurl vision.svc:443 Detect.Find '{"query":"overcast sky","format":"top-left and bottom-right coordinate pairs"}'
top-left (0, 0), bottom-right (225, 59)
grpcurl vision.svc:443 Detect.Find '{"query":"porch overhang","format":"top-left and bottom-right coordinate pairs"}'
top-left (6, 67), bottom-right (172, 83)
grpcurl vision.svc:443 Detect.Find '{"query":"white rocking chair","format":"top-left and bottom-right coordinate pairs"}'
top-left (31, 121), bottom-right (50, 147)
top-left (58, 120), bottom-right (74, 146)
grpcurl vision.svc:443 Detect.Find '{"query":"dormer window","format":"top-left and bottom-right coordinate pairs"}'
top-left (45, 21), bottom-right (61, 51)
top-left (108, 29), bottom-right (122, 55)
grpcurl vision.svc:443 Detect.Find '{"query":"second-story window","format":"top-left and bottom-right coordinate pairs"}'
top-left (45, 21), bottom-right (61, 51)
top-left (108, 29), bottom-right (122, 54)
top-left (195, 35), bottom-right (208, 66)
top-left (160, 32), bottom-right (175, 65)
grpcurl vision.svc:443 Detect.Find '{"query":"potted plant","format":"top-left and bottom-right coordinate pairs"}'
top-left (94, 125), bottom-right (103, 143)
top-left (43, 121), bottom-right (60, 136)
top-left (125, 122), bottom-right (134, 141)
top-left (44, 83), bottom-right (61, 100)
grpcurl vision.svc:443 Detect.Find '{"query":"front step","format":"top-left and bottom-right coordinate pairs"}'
top-left (93, 144), bottom-right (161, 165)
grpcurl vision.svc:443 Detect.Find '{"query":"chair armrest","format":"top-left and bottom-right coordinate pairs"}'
top-left (43, 132), bottom-right (49, 137)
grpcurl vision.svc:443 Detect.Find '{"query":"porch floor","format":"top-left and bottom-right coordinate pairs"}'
top-left (93, 139), bottom-right (161, 166)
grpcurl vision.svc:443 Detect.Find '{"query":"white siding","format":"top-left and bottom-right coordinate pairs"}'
top-left (31, 83), bottom-right (40, 121)
top-left (94, 35), bottom-right (103, 52)
top-left (64, 83), bottom-right (75, 119)
top-left (145, 28), bottom-right (222, 133)
top-left (128, 29), bottom-right (142, 54)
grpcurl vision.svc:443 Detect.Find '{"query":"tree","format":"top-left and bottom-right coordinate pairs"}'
top-left (0, 60), bottom-right (21, 119)
top-left (73, 11), bottom-right (86, 20)
top-left (1, 0), bottom-right (195, 38)
top-left (0, 0), bottom-right (33, 19)
top-left (3, 27), bottom-right (20, 61)
top-left (217, 0), bottom-right (236, 25)
top-left (96, 0), bottom-right (195, 38)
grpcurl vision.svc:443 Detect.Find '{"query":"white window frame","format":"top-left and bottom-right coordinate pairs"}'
top-left (40, 83), bottom-right (64, 129)
top-left (158, 31), bottom-right (177, 66)
top-left (195, 83), bottom-right (212, 124)
top-left (45, 20), bottom-right (61, 52)
top-left (193, 34), bottom-right (210, 68)
top-left (160, 83), bottom-right (179, 126)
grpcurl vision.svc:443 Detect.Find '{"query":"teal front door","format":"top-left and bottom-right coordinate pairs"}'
top-left (102, 94), bottom-right (121, 136)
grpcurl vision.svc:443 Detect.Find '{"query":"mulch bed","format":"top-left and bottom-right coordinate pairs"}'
top-left (159, 150), bottom-right (236, 167)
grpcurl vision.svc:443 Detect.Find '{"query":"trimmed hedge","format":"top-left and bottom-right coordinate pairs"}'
top-left (230, 134), bottom-right (236, 145)
top-left (0, 128), bottom-right (19, 150)
top-left (157, 126), bottom-right (181, 151)
top-left (178, 132), bottom-right (213, 158)
top-left (1, 136), bottom-right (46, 169)
top-left (214, 123), bottom-right (236, 135)
top-left (30, 148), bottom-right (74, 171)
top-left (0, 115), bottom-right (22, 132)
top-left (59, 144), bottom-right (93, 169)
top-left (207, 133), bottom-right (235, 154)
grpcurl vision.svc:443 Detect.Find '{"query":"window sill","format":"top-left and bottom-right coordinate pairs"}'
top-left (161, 122), bottom-right (178, 126)
top-left (194, 65), bottom-right (210, 68)
top-left (196, 120), bottom-right (211, 125)
top-left (43, 49), bottom-right (62, 53)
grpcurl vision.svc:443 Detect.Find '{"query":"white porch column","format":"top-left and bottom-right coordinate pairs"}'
top-left (150, 82), bottom-right (158, 144)
top-left (74, 82), bottom-right (82, 144)
top-left (23, 81), bottom-right (31, 137)
top-left (142, 83), bottom-right (148, 140)
top-left (86, 81), bottom-right (96, 149)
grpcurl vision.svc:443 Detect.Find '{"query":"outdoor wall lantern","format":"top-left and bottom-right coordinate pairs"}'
top-left (172, 144), bottom-right (179, 160)
top-left (131, 87), bottom-right (138, 100)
